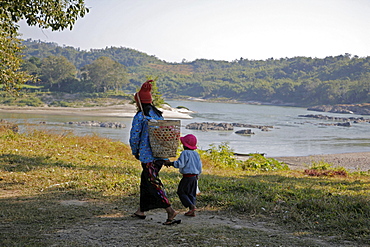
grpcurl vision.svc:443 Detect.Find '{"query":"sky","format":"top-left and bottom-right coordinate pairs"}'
top-left (19, 0), bottom-right (370, 63)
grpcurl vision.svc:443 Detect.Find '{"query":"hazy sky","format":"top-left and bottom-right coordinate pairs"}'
top-left (19, 0), bottom-right (370, 63)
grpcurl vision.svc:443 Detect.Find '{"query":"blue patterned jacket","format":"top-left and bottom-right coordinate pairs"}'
top-left (129, 108), bottom-right (164, 163)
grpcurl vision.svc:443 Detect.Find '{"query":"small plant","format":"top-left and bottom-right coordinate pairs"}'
top-left (308, 160), bottom-right (333, 170)
top-left (50, 100), bottom-right (73, 107)
top-left (200, 142), bottom-right (241, 169)
top-left (241, 153), bottom-right (289, 171)
top-left (199, 143), bottom-right (288, 172)
top-left (0, 95), bottom-right (44, 106)
top-left (304, 160), bottom-right (348, 177)
top-left (0, 120), bottom-right (19, 133)
top-left (176, 106), bottom-right (189, 110)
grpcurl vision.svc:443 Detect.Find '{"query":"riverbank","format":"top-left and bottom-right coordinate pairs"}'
top-left (234, 152), bottom-right (370, 171)
top-left (272, 152), bottom-right (370, 171)
top-left (1, 103), bottom-right (369, 171)
top-left (0, 103), bottom-right (193, 119)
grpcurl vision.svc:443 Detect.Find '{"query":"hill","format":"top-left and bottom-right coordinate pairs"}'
top-left (21, 39), bottom-right (370, 106)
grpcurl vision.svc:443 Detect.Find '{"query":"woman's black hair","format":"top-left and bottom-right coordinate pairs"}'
top-left (140, 103), bottom-right (163, 117)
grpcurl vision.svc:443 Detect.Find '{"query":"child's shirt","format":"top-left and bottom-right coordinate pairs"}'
top-left (173, 150), bottom-right (202, 175)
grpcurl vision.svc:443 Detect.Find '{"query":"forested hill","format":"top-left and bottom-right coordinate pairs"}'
top-left (22, 39), bottom-right (370, 106)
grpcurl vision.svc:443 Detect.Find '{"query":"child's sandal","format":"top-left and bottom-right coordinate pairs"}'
top-left (184, 209), bottom-right (196, 217)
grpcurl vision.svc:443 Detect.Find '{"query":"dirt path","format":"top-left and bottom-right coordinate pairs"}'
top-left (48, 201), bottom-right (355, 247)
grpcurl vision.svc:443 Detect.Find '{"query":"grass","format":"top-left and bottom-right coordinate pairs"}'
top-left (0, 91), bottom-right (132, 108)
top-left (1, 126), bottom-right (369, 246)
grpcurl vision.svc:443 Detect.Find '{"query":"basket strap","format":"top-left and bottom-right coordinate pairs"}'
top-left (136, 93), bottom-right (146, 119)
top-left (136, 91), bottom-right (162, 120)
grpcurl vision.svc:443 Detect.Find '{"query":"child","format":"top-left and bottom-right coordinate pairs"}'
top-left (166, 134), bottom-right (202, 217)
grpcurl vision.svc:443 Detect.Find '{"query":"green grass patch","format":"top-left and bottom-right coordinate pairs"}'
top-left (0, 91), bottom-right (132, 108)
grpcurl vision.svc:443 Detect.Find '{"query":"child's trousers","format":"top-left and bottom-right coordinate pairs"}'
top-left (177, 175), bottom-right (198, 208)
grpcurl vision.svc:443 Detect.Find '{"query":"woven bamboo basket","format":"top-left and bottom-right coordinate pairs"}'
top-left (148, 120), bottom-right (181, 157)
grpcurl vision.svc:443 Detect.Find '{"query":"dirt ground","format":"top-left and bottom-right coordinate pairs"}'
top-left (48, 201), bottom-right (357, 247)
top-left (272, 152), bottom-right (370, 171)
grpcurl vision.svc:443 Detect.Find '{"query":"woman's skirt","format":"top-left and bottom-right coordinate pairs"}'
top-left (139, 160), bottom-right (171, 211)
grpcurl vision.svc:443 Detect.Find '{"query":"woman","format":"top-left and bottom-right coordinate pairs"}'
top-left (129, 80), bottom-right (180, 225)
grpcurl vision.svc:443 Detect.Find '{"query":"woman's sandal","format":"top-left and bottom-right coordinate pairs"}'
top-left (163, 219), bottom-right (181, 225)
top-left (132, 213), bottom-right (146, 219)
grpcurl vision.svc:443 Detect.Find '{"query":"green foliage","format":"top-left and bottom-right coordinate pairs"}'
top-left (20, 40), bottom-right (370, 106)
top-left (199, 172), bottom-right (370, 243)
top-left (50, 100), bottom-right (73, 107)
top-left (147, 77), bottom-right (165, 107)
top-left (309, 160), bottom-right (337, 170)
top-left (0, 0), bottom-right (88, 94)
top-left (16, 97), bottom-right (44, 107)
top-left (201, 142), bottom-right (241, 169)
top-left (200, 142), bottom-right (288, 171)
top-left (81, 56), bottom-right (128, 93)
top-left (40, 55), bottom-right (77, 88)
top-left (1, 0), bottom-right (89, 31)
top-left (304, 160), bottom-right (348, 177)
top-left (0, 94), bottom-right (44, 106)
top-left (176, 105), bottom-right (190, 110)
top-left (0, 30), bottom-right (32, 94)
top-left (241, 153), bottom-right (289, 171)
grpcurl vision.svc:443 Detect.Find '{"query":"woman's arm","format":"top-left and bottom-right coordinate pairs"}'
top-left (129, 113), bottom-right (144, 156)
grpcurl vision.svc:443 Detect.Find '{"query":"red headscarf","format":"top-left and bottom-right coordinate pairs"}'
top-left (134, 80), bottom-right (153, 104)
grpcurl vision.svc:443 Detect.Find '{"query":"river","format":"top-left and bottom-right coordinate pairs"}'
top-left (1, 100), bottom-right (370, 157)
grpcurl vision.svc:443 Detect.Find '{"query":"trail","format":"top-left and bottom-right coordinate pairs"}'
top-left (48, 202), bottom-right (356, 247)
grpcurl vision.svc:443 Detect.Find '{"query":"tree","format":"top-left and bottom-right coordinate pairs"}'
top-left (81, 56), bottom-right (128, 92)
top-left (0, 30), bottom-right (30, 92)
top-left (40, 55), bottom-right (77, 88)
top-left (147, 77), bottom-right (165, 107)
top-left (0, 0), bottom-right (88, 93)
top-left (21, 56), bottom-right (42, 77)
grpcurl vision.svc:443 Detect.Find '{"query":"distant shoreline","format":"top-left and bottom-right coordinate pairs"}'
top-left (0, 103), bottom-right (193, 119)
top-left (168, 98), bottom-right (370, 116)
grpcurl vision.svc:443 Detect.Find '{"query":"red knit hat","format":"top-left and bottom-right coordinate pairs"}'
top-left (180, 134), bottom-right (198, 150)
top-left (134, 80), bottom-right (153, 103)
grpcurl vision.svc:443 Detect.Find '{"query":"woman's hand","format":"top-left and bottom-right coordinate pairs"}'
top-left (164, 160), bottom-right (173, 167)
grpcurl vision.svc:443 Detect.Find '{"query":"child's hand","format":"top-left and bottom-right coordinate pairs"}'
top-left (164, 160), bottom-right (172, 167)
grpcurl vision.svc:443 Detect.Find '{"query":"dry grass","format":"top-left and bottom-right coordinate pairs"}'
top-left (1, 127), bottom-right (369, 246)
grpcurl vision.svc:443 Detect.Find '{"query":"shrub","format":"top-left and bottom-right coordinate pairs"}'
top-left (241, 153), bottom-right (289, 171)
top-left (176, 106), bottom-right (190, 110)
top-left (17, 97), bottom-right (44, 106)
top-left (1, 96), bottom-right (44, 107)
top-left (50, 101), bottom-right (73, 107)
top-left (304, 160), bottom-right (348, 177)
top-left (0, 120), bottom-right (19, 133)
top-left (200, 142), bottom-right (242, 169)
top-left (200, 142), bottom-right (289, 171)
